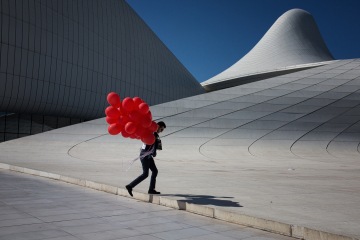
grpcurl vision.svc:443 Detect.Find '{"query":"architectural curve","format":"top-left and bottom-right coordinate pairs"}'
top-left (1, 59), bottom-right (360, 239)
top-left (0, 0), bottom-right (204, 120)
top-left (202, 9), bottom-right (335, 90)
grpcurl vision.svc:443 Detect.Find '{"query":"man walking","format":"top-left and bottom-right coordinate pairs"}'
top-left (126, 121), bottom-right (166, 196)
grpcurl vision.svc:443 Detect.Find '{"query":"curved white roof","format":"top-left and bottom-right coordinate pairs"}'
top-left (202, 9), bottom-right (334, 89)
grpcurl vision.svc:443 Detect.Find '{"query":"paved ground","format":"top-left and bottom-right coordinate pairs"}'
top-left (0, 169), bottom-right (295, 240)
top-left (0, 60), bottom-right (360, 239)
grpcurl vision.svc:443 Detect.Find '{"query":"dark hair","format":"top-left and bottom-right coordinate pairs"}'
top-left (157, 121), bottom-right (166, 128)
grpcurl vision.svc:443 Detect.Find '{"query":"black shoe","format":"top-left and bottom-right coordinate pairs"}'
top-left (148, 190), bottom-right (161, 194)
top-left (126, 185), bottom-right (133, 197)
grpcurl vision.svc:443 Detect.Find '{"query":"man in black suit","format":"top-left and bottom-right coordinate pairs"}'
top-left (126, 121), bottom-right (166, 196)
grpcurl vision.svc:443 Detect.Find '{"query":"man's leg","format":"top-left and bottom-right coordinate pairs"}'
top-left (126, 157), bottom-right (150, 196)
top-left (148, 157), bottom-right (159, 193)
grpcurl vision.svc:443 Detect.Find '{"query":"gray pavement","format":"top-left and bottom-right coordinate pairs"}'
top-left (0, 60), bottom-right (360, 239)
top-left (0, 169), bottom-right (295, 240)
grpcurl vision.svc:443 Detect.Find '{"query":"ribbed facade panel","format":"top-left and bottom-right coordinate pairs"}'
top-left (0, 0), bottom-right (204, 119)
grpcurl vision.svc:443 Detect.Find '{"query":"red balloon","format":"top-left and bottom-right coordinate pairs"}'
top-left (106, 116), bottom-right (118, 124)
top-left (146, 111), bottom-right (152, 121)
top-left (141, 116), bottom-right (152, 128)
top-left (107, 92), bottom-right (121, 108)
top-left (119, 103), bottom-right (128, 116)
top-left (138, 103), bottom-right (149, 115)
top-left (119, 115), bottom-right (130, 126)
top-left (125, 122), bottom-right (137, 134)
top-left (122, 97), bottom-right (135, 112)
top-left (142, 132), bottom-right (155, 145)
top-left (129, 133), bottom-right (137, 139)
top-left (133, 97), bottom-right (143, 108)
top-left (129, 111), bottom-right (141, 124)
top-left (121, 130), bottom-right (130, 138)
top-left (108, 123), bottom-right (122, 135)
top-left (105, 106), bottom-right (120, 118)
top-left (149, 121), bottom-right (158, 132)
top-left (135, 126), bottom-right (146, 138)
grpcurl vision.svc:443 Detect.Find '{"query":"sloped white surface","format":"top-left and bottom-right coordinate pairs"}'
top-left (1, 60), bottom-right (360, 239)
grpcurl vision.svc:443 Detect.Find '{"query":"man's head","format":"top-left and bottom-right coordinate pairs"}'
top-left (156, 121), bottom-right (166, 133)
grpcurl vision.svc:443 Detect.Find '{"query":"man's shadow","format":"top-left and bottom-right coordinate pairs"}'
top-left (161, 194), bottom-right (242, 207)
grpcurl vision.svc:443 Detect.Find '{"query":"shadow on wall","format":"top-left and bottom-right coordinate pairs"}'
top-left (162, 194), bottom-right (242, 207)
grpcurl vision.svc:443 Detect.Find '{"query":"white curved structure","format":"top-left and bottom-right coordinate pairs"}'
top-left (1, 59), bottom-right (360, 239)
top-left (0, 0), bottom-right (204, 141)
top-left (202, 9), bottom-right (335, 91)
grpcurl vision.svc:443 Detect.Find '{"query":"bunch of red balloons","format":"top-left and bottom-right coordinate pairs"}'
top-left (105, 92), bottom-right (158, 145)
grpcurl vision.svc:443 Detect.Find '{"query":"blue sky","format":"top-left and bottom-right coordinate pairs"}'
top-left (126, 0), bottom-right (360, 83)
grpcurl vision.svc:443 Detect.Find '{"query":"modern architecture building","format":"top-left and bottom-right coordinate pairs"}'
top-left (0, 3), bottom-right (360, 240)
top-left (0, 0), bottom-right (204, 141)
top-left (202, 9), bottom-right (335, 91)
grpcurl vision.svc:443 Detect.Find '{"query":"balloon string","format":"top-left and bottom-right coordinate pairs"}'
top-left (125, 145), bottom-right (154, 172)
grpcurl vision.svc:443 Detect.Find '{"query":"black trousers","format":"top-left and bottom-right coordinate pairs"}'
top-left (128, 155), bottom-right (158, 190)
